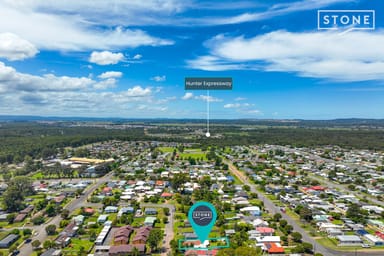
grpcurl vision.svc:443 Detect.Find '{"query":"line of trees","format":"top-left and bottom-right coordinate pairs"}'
top-left (2, 122), bottom-right (384, 165)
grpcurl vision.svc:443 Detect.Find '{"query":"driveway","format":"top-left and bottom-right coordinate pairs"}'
top-left (141, 203), bottom-right (175, 256)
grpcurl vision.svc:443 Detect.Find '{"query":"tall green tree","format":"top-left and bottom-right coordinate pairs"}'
top-left (147, 229), bottom-right (163, 251)
top-left (45, 224), bottom-right (57, 235)
top-left (3, 186), bottom-right (24, 211)
top-left (171, 173), bottom-right (189, 191)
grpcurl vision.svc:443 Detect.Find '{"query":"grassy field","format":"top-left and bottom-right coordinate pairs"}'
top-left (31, 171), bottom-right (80, 180)
top-left (159, 147), bottom-right (208, 160)
top-left (158, 147), bottom-right (174, 153)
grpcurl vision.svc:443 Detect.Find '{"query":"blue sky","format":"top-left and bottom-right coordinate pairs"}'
top-left (0, 0), bottom-right (383, 119)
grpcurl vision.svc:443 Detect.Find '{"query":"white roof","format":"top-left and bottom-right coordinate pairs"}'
top-left (255, 236), bottom-right (280, 243)
top-left (364, 234), bottom-right (384, 243)
top-left (240, 206), bottom-right (261, 212)
top-left (336, 235), bottom-right (362, 242)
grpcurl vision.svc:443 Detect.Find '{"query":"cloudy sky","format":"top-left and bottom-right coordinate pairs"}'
top-left (0, 0), bottom-right (383, 119)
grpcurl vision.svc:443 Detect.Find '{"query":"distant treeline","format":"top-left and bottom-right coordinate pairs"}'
top-left (0, 123), bottom-right (145, 164)
top-left (2, 116), bottom-right (384, 128)
top-left (197, 127), bottom-right (384, 150)
top-left (1, 121), bottom-right (384, 164)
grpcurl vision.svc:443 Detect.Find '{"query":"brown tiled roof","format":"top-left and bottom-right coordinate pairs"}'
top-left (109, 244), bottom-right (145, 254)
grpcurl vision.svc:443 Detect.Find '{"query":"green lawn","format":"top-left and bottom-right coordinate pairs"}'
top-left (158, 147), bottom-right (175, 153)
top-left (316, 237), bottom-right (363, 251)
top-left (63, 238), bottom-right (94, 254)
top-left (159, 147), bottom-right (208, 160)
top-left (132, 217), bottom-right (145, 227)
top-left (155, 222), bottom-right (165, 228)
top-left (332, 219), bottom-right (344, 225)
top-left (31, 171), bottom-right (80, 180)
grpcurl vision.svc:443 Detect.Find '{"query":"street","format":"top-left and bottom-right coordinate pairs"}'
top-left (276, 146), bottom-right (384, 207)
top-left (225, 159), bottom-right (384, 256)
top-left (18, 172), bottom-right (114, 256)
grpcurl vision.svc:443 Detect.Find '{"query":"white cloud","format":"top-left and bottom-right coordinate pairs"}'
top-left (224, 103), bottom-right (241, 108)
top-left (182, 92), bottom-right (194, 100)
top-left (0, 0), bottom-right (350, 39)
top-left (133, 54), bottom-right (142, 60)
top-left (125, 86), bottom-right (152, 97)
top-left (98, 71), bottom-right (123, 79)
top-left (0, 61), bottom-right (93, 92)
top-left (224, 102), bottom-right (254, 109)
top-left (93, 78), bottom-right (118, 90)
top-left (136, 104), bottom-right (168, 112)
top-left (0, 0), bottom-right (350, 57)
top-left (155, 96), bottom-right (177, 104)
top-left (195, 95), bottom-right (222, 102)
top-left (151, 75), bottom-right (166, 82)
top-left (0, 33), bottom-right (38, 60)
top-left (0, 61), bottom-right (159, 117)
top-left (189, 30), bottom-right (384, 81)
top-left (193, 0), bottom-right (352, 26)
top-left (0, 3), bottom-right (173, 51)
top-left (181, 92), bottom-right (222, 102)
top-left (246, 109), bottom-right (262, 115)
top-left (186, 55), bottom-right (246, 71)
top-left (235, 97), bottom-right (246, 101)
top-left (89, 51), bottom-right (124, 65)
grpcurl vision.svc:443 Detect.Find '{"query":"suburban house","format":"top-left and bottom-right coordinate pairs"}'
top-left (144, 208), bottom-right (157, 215)
top-left (255, 227), bottom-right (275, 236)
top-left (113, 225), bottom-right (134, 245)
top-left (73, 215), bottom-right (85, 225)
top-left (41, 248), bottom-right (62, 256)
top-left (239, 206), bottom-right (261, 216)
top-left (98, 214), bottom-right (108, 223)
top-left (109, 244), bottom-right (146, 256)
top-left (132, 226), bottom-right (152, 244)
top-left (336, 235), bottom-right (363, 246)
top-left (144, 217), bottom-right (157, 227)
top-left (264, 242), bottom-right (285, 254)
top-left (0, 234), bottom-right (19, 248)
top-left (105, 206), bottom-right (118, 213)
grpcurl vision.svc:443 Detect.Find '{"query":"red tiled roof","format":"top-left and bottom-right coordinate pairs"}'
top-left (103, 187), bottom-right (112, 192)
top-left (14, 213), bottom-right (27, 222)
top-left (182, 240), bottom-right (201, 246)
top-left (161, 192), bottom-right (173, 197)
top-left (84, 208), bottom-right (95, 214)
top-left (375, 231), bottom-right (384, 240)
top-left (132, 226), bottom-right (152, 243)
top-left (265, 243), bottom-right (284, 253)
top-left (185, 249), bottom-right (218, 256)
top-left (156, 180), bottom-right (164, 186)
top-left (256, 227), bottom-right (275, 234)
top-left (109, 244), bottom-right (145, 254)
top-left (114, 236), bottom-right (128, 243)
top-left (310, 186), bottom-right (326, 191)
top-left (54, 195), bottom-right (65, 203)
top-left (114, 226), bottom-right (133, 238)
